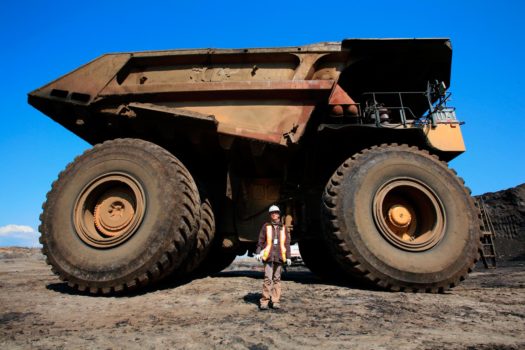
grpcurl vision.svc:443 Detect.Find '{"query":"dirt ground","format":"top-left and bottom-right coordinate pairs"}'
top-left (0, 248), bottom-right (524, 350)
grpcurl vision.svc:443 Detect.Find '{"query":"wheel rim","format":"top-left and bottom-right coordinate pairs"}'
top-left (74, 173), bottom-right (146, 248)
top-left (373, 178), bottom-right (445, 252)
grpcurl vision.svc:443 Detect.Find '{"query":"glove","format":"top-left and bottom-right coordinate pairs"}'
top-left (254, 253), bottom-right (262, 262)
top-left (286, 259), bottom-right (292, 266)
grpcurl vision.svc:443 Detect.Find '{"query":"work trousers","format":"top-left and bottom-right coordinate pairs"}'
top-left (260, 261), bottom-right (282, 306)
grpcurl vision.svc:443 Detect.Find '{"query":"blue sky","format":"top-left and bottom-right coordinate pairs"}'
top-left (0, 0), bottom-right (523, 246)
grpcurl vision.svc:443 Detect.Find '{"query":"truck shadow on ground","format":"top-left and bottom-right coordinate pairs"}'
top-left (45, 266), bottom-right (382, 297)
top-left (215, 268), bottom-right (383, 292)
top-left (45, 274), bottom-right (198, 298)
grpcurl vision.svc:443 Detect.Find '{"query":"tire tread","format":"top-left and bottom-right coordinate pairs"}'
top-left (321, 144), bottom-right (482, 293)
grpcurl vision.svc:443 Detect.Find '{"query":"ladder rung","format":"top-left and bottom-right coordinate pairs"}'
top-left (476, 197), bottom-right (497, 269)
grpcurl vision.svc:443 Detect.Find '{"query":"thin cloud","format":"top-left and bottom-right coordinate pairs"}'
top-left (0, 225), bottom-right (40, 247)
top-left (0, 224), bottom-right (35, 236)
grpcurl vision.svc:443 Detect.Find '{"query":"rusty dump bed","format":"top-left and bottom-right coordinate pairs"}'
top-left (28, 39), bottom-right (459, 154)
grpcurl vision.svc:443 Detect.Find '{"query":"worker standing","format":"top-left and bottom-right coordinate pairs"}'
top-left (254, 205), bottom-right (291, 310)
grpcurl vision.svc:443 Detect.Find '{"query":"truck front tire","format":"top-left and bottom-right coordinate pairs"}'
top-left (322, 144), bottom-right (481, 292)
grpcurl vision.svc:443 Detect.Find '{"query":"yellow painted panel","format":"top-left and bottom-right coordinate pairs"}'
top-left (423, 124), bottom-right (466, 152)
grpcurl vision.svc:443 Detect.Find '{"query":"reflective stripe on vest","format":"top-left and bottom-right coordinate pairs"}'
top-left (262, 225), bottom-right (272, 261)
top-left (261, 224), bottom-right (287, 262)
top-left (279, 227), bottom-right (286, 262)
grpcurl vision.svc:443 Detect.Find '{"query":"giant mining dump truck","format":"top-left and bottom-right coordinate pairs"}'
top-left (29, 38), bottom-right (481, 294)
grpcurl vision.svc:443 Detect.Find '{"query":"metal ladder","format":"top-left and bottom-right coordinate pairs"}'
top-left (476, 197), bottom-right (497, 269)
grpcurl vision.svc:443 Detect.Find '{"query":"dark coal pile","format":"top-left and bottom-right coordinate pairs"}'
top-left (475, 183), bottom-right (525, 262)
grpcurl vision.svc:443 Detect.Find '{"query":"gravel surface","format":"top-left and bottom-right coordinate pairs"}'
top-left (0, 249), bottom-right (524, 350)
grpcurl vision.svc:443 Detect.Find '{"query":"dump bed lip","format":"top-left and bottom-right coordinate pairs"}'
top-left (103, 41), bottom-right (343, 56)
top-left (343, 37), bottom-right (451, 41)
top-left (342, 37), bottom-right (452, 50)
top-left (98, 38), bottom-right (451, 56)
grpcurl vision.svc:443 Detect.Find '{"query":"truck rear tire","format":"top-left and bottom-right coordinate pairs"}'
top-left (322, 144), bottom-right (481, 292)
top-left (175, 194), bottom-right (216, 277)
top-left (194, 235), bottom-right (239, 276)
top-left (39, 138), bottom-right (200, 294)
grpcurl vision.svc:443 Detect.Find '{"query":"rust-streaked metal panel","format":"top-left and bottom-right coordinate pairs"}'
top-left (30, 54), bottom-right (131, 103)
top-left (126, 103), bottom-right (217, 125)
top-left (167, 101), bottom-right (319, 145)
top-left (328, 84), bottom-right (358, 115)
top-left (100, 80), bottom-right (334, 96)
top-left (28, 39), bottom-right (455, 149)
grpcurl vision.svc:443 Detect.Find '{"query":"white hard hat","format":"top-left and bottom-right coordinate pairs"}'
top-left (269, 205), bottom-right (280, 213)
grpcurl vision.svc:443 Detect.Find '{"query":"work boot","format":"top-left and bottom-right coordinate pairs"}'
top-left (272, 302), bottom-right (281, 309)
top-left (259, 303), bottom-right (269, 310)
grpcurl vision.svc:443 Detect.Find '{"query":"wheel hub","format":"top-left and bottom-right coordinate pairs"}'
top-left (94, 190), bottom-right (135, 237)
top-left (373, 178), bottom-right (445, 252)
top-left (74, 173), bottom-right (146, 248)
top-left (388, 205), bottom-right (412, 228)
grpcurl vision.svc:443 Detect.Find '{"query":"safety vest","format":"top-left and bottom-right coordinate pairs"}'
top-left (261, 223), bottom-right (287, 262)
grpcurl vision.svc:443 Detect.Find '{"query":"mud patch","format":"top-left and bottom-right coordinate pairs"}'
top-left (0, 312), bottom-right (36, 325)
